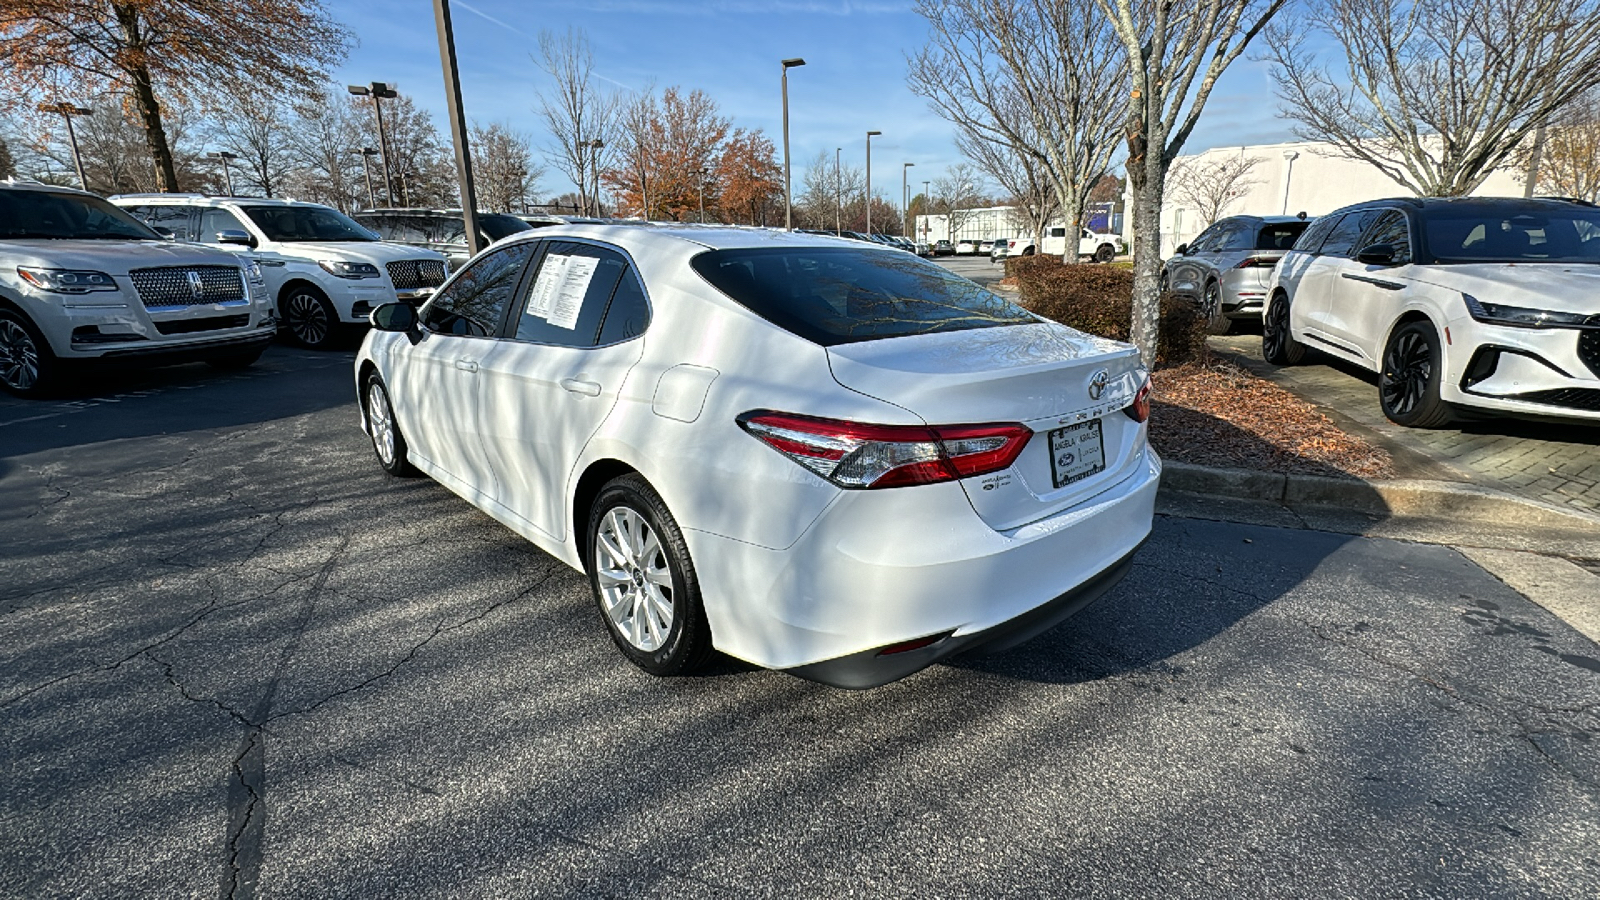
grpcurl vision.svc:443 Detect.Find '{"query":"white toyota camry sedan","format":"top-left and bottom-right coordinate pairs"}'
top-left (355, 225), bottom-right (1159, 688)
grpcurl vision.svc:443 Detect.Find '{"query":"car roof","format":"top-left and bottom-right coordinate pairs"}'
top-left (1332, 196), bottom-right (1594, 216)
top-left (1, 179), bottom-right (100, 198)
top-left (492, 223), bottom-right (909, 255)
top-left (108, 193), bottom-right (339, 210)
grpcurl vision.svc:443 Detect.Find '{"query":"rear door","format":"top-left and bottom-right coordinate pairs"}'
top-left (475, 240), bottom-right (649, 540)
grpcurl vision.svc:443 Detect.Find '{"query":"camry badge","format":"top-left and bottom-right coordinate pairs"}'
top-left (1088, 369), bottom-right (1110, 400)
top-left (187, 270), bottom-right (205, 301)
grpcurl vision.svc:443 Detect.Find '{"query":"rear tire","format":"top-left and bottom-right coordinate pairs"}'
top-left (1262, 291), bottom-right (1308, 366)
top-left (588, 474), bottom-right (712, 677)
top-left (1201, 281), bottom-right (1236, 335)
top-left (1379, 320), bottom-right (1456, 428)
top-left (0, 309), bottom-right (61, 398)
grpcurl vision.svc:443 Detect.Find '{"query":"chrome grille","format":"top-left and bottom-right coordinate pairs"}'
top-left (1579, 315), bottom-right (1600, 378)
top-left (128, 265), bottom-right (246, 308)
top-left (386, 259), bottom-right (447, 290)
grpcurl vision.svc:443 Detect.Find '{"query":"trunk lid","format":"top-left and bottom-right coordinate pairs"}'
top-left (826, 322), bottom-right (1148, 530)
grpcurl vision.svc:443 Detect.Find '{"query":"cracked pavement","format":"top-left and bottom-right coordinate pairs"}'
top-left (2, 345), bottom-right (1598, 898)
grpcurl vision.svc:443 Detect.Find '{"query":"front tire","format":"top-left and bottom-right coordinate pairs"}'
top-left (1262, 291), bottom-right (1308, 365)
top-left (1380, 320), bottom-right (1456, 428)
top-left (588, 474), bottom-right (712, 677)
top-left (280, 285), bottom-right (339, 349)
top-left (364, 374), bottom-right (418, 476)
top-left (0, 309), bottom-right (61, 398)
top-left (1094, 243), bottom-right (1116, 263)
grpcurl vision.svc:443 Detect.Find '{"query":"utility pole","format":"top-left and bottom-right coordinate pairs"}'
top-left (835, 147), bottom-right (842, 233)
top-left (38, 103), bottom-right (92, 190)
top-left (902, 162), bottom-right (914, 238)
top-left (698, 167), bottom-right (709, 223)
top-left (865, 130), bottom-right (881, 235)
top-left (781, 58), bottom-right (805, 230)
top-left (588, 139), bottom-right (604, 216)
top-left (432, 0), bottom-right (481, 255)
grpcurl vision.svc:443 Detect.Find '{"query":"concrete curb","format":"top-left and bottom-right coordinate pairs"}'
top-left (1160, 460), bottom-right (1600, 532)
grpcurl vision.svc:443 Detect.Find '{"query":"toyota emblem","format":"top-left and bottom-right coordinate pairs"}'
top-left (186, 270), bottom-right (205, 301)
top-left (1088, 369), bottom-right (1110, 400)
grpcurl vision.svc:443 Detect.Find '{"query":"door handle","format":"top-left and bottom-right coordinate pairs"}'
top-left (455, 358), bottom-right (479, 372)
top-left (560, 378), bottom-right (601, 396)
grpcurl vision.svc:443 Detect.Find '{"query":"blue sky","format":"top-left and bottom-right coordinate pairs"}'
top-left (326, 0), bottom-right (1295, 197)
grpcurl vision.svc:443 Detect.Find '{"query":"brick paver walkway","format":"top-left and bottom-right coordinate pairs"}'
top-left (1212, 335), bottom-right (1600, 515)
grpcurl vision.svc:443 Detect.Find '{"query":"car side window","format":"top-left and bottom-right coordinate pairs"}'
top-left (1292, 215), bottom-right (1339, 255)
top-left (1359, 210), bottom-right (1412, 264)
top-left (422, 241), bottom-right (534, 337)
top-left (1049, 227), bottom-right (1067, 238)
top-left (512, 241), bottom-right (632, 347)
top-left (197, 207), bottom-right (249, 242)
top-left (130, 205), bottom-right (197, 241)
top-left (1189, 224), bottom-right (1221, 253)
top-left (595, 266), bottom-right (650, 345)
top-left (1318, 210), bottom-right (1381, 258)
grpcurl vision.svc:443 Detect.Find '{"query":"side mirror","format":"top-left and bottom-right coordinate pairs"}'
top-left (152, 226), bottom-right (176, 240)
top-left (216, 229), bottom-right (255, 247)
top-left (1356, 243), bottom-right (1397, 266)
top-left (371, 301), bottom-right (418, 335)
top-left (1174, 243), bottom-right (1189, 256)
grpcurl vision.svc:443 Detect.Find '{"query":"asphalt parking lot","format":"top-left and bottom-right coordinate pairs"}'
top-left (2, 344), bottom-right (1598, 899)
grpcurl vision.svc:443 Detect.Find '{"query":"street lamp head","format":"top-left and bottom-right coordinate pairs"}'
top-left (904, 162), bottom-right (915, 168)
top-left (38, 102), bottom-right (92, 116)
top-left (867, 130), bottom-right (882, 137)
top-left (347, 85), bottom-right (369, 96)
top-left (782, 58), bottom-right (806, 68)
top-left (370, 81), bottom-right (398, 98)
top-left (588, 139), bottom-right (604, 149)
top-left (207, 151), bottom-right (238, 161)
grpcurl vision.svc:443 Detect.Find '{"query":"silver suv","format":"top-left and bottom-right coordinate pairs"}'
top-left (0, 182), bottom-right (274, 397)
top-left (1162, 215), bottom-right (1313, 334)
top-left (112, 195), bottom-right (448, 349)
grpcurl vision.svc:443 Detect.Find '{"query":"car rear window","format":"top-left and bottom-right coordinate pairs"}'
top-left (1256, 222), bottom-right (1308, 250)
top-left (691, 247), bottom-right (1036, 346)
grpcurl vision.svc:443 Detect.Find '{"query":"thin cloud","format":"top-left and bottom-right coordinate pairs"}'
top-left (581, 0), bottom-right (903, 14)
top-left (454, 0), bottom-right (530, 36)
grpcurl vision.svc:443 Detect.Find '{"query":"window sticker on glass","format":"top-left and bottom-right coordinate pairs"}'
top-left (525, 255), bottom-right (568, 318)
top-left (547, 256), bottom-right (597, 330)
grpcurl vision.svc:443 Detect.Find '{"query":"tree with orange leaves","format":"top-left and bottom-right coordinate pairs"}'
top-left (715, 129), bottom-right (782, 226)
top-left (0, 1), bottom-right (350, 192)
top-left (604, 86), bottom-right (730, 221)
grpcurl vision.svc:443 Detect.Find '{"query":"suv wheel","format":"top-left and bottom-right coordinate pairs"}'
top-left (1380, 320), bottom-right (1456, 428)
top-left (1262, 292), bottom-right (1308, 365)
top-left (0, 309), bottom-right (58, 398)
top-left (280, 285), bottom-right (338, 349)
top-left (1201, 282), bottom-right (1237, 335)
top-left (1094, 243), bottom-right (1116, 263)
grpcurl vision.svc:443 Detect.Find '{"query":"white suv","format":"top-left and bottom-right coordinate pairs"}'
top-left (1264, 196), bottom-right (1600, 426)
top-left (0, 182), bottom-right (275, 397)
top-left (112, 195), bottom-right (448, 349)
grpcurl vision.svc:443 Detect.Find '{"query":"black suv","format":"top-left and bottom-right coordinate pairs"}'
top-left (351, 209), bottom-right (533, 271)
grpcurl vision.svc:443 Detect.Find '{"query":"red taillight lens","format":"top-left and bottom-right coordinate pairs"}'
top-left (1124, 378), bottom-right (1152, 423)
top-left (738, 411), bottom-right (1032, 490)
top-left (1234, 256), bottom-right (1280, 269)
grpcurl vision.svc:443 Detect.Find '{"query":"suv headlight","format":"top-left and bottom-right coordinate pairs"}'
top-left (318, 260), bottom-right (381, 279)
top-left (1463, 293), bottom-right (1592, 329)
top-left (16, 267), bottom-right (119, 294)
top-left (243, 260), bottom-right (266, 288)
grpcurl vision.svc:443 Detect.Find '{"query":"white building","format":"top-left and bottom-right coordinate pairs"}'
top-left (1139, 139), bottom-right (1530, 257)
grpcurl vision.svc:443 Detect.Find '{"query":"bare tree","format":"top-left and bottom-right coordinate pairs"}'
top-left (355, 93), bottom-right (451, 207)
top-left (1095, 0), bottom-right (1289, 361)
top-left (210, 88), bottom-right (294, 197)
top-left (1168, 153), bottom-right (1263, 227)
top-left (532, 27), bottom-right (618, 216)
top-left (471, 121), bottom-right (542, 213)
top-left (285, 87), bottom-right (363, 210)
top-left (909, 0), bottom-right (1122, 263)
top-left (1536, 90), bottom-right (1600, 203)
top-left (1266, 0), bottom-right (1600, 198)
top-left (956, 124), bottom-right (1058, 249)
top-left (798, 149), bottom-right (864, 230)
top-left (931, 163), bottom-right (986, 241)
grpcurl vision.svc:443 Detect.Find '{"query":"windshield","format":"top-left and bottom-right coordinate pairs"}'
top-left (691, 246), bottom-right (1037, 346)
top-left (1257, 222), bottom-right (1309, 250)
top-left (480, 214), bottom-right (533, 242)
top-left (1425, 207), bottom-right (1600, 263)
top-left (240, 205), bottom-right (376, 242)
top-left (0, 190), bottom-right (159, 241)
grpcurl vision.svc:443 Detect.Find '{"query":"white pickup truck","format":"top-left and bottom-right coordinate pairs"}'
top-left (1003, 226), bottom-right (1125, 263)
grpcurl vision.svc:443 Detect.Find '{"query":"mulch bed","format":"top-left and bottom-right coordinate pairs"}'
top-left (1150, 360), bottom-right (1395, 479)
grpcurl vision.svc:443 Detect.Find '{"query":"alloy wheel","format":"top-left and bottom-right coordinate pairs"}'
top-left (367, 382), bottom-right (396, 467)
top-left (1264, 298), bottom-right (1288, 359)
top-left (0, 318), bottom-right (40, 392)
top-left (594, 506), bottom-right (674, 652)
top-left (284, 292), bottom-right (330, 346)
top-left (1381, 330), bottom-right (1431, 416)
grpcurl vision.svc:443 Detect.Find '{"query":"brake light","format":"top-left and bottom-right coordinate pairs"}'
top-left (738, 411), bottom-right (1032, 489)
top-left (1234, 256), bottom-right (1280, 269)
top-left (1124, 378), bottom-right (1152, 423)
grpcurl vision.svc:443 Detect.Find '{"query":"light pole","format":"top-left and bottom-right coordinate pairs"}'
top-left (781, 57), bottom-right (805, 230)
top-left (431, 0), bottom-right (482, 254)
top-left (348, 81), bottom-right (400, 206)
top-left (352, 148), bottom-right (380, 208)
top-left (207, 151), bottom-right (238, 196)
top-left (1281, 149), bottom-right (1300, 216)
top-left (697, 167), bottom-right (709, 223)
top-left (588, 139), bottom-right (604, 216)
top-left (37, 103), bottom-right (92, 190)
top-left (902, 162), bottom-right (914, 238)
top-left (835, 147), bottom-right (842, 233)
top-left (865, 130), bottom-right (881, 235)
top-left (923, 180), bottom-right (931, 242)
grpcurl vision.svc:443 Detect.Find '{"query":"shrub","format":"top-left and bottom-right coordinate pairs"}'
top-left (1010, 257), bottom-right (1208, 368)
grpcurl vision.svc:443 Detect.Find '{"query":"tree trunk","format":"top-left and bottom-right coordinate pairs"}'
top-left (114, 4), bottom-right (180, 193)
top-left (1126, 143), bottom-right (1164, 365)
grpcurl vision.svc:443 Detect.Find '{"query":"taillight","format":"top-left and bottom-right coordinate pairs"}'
top-left (1124, 378), bottom-right (1152, 423)
top-left (1234, 256), bottom-right (1280, 269)
top-left (737, 411), bottom-right (1032, 489)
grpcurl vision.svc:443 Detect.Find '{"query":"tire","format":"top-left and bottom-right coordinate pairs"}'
top-left (364, 374), bottom-right (419, 476)
top-left (1262, 291), bottom-right (1308, 366)
top-left (1201, 281), bottom-right (1236, 335)
top-left (1094, 243), bottom-right (1115, 263)
top-left (205, 346), bottom-right (266, 370)
top-left (1021, 246), bottom-right (1036, 257)
top-left (0, 308), bottom-right (61, 398)
top-left (280, 285), bottom-right (339, 349)
top-left (1379, 319), bottom-right (1456, 428)
top-left (587, 474), bottom-right (712, 677)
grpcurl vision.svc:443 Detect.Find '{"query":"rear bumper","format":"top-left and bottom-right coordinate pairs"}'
top-left (688, 445), bottom-right (1161, 685)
